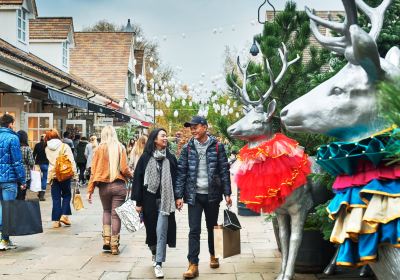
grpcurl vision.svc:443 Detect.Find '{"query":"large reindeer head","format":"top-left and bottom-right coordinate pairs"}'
top-left (281, 0), bottom-right (400, 141)
top-left (228, 44), bottom-right (299, 146)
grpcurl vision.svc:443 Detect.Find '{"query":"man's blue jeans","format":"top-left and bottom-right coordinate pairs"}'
top-left (39, 164), bottom-right (48, 191)
top-left (0, 182), bottom-right (18, 241)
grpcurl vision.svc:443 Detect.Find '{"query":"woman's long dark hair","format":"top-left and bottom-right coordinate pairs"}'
top-left (17, 130), bottom-right (29, 146)
top-left (144, 128), bottom-right (167, 155)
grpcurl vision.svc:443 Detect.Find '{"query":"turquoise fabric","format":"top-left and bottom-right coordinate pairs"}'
top-left (330, 179), bottom-right (400, 266)
top-left (336, 219), bottom-right (400, 266)
top-left (327, 187), bottom-right (366, 217)
top-left (316, 133), bottom-right (396, 175)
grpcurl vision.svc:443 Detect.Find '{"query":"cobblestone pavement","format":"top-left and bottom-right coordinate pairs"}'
top-left (0, 185), bottom-right (365, 280)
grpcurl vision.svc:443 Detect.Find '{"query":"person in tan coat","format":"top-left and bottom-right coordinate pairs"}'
top-left (45, 129), bottom-right (77, 228)
top-left (87, 125), bottom-right (132, 255)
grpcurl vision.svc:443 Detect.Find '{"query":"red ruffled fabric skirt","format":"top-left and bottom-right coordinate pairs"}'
top-left (231, 133), bottom-right (311, 213)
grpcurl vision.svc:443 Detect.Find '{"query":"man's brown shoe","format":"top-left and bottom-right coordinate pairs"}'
top-left (210, 255), bottom-right (219, 268)
top-left (183, 262), bottom-right (199, 279)
top-left (59, 215), bottom-right (71, 226)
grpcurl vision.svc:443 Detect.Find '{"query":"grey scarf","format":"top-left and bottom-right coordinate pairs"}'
top-left (144, 149), bottom-right (175, 215)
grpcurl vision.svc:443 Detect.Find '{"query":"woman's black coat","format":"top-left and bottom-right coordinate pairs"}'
top-left (132, 150), bottom-right (178, 248)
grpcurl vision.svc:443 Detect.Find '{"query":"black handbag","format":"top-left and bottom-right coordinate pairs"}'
top-left (1, 200), bottom-right (43, 236)
top-left (223, 208), bottom-right (241, 231)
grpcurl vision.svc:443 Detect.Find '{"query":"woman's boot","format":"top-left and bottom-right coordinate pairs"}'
top-left (111, 235), bottom-right (120, 255)
top-left (102, 225), bottom-right (111, 251)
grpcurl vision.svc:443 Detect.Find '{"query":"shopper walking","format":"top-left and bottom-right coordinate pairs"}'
top-left (87, 126), bottom-right (132, 255)
top-left (132, 128), bottom-right (177, 279)
top-left (129, 135), bottom-right (147, 171)
top-left (126, 138), bottom-right (136, 158)
top-left (33, 134), bottom-right (49, 201)
top-left (62, 131), bottom-right (74, 153)
top-left (75, 136), bottom-right (88, 185)
top-left (45, 129), bottom-right (77, 228)
top-left (175, 116), bottom-right (232, 279)
top-left (0, 114), bottom-right (26, 250)
top-left (84, 135), bottom-right (98, 181)
top-left (16, 130), bottom-right (34, 200)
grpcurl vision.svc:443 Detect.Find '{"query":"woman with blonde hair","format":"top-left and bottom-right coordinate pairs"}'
top-left (87, 126), bottom-right (132, 255)
top-left (84, 135), bottom-right (98, 180)
top-left (129, 135), bottom-right (147, 171)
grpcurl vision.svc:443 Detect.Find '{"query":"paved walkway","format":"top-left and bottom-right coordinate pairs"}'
top-left (0, 185), bottom-right (353, 280)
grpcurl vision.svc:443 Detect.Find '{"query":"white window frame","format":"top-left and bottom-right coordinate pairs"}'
top-left (24, 113), bottom-right (54, 148)
top-left (17, 8), bottom-right (27, 44)
top-left (62, 41), bottom-right (69, 67)
top-left (66, 120), bottom-right (86, 137)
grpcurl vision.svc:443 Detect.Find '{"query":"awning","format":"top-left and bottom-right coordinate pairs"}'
top-left (0, 70), bottom-right (32, 92)
top-left (48, 88), bottom-right (88, 109)
top-left (88, 102), bottom-right (114, 115)
top-left (114, 111), bottom-right (130, 122)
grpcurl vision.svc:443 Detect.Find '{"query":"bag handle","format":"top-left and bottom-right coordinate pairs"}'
top-left (59, 143), bottom-right (65, 156)
top-left (124, 180), bottom-right (132, 201)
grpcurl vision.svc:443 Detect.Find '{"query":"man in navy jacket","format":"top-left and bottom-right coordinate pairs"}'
top-left (0, 114), bottom-right (26, 250)
top-left (175, 116), bottom-right (232, 279)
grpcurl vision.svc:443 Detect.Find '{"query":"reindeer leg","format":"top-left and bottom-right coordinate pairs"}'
top-left (283, 209), bottom-right (308, 280)
top-left (275, 212), bottom-right (290, 280)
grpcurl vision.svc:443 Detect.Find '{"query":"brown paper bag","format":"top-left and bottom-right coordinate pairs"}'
top-left (214, 225), bottom-right (241, 258)
top-left (72, 187), bottom-right (84, 211)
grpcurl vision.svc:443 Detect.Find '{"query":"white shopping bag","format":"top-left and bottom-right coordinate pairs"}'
top-left (30, 170), bottom-right (42, 192)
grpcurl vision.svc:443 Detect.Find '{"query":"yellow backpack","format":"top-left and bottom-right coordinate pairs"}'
top-left (55, 144), bottom-right (74, 182)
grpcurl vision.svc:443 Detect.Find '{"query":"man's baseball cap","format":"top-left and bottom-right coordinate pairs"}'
top-left (184, 116), bottom-right (208, 127)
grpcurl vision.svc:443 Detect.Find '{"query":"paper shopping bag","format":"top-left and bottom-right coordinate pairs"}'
top-left (72, 186), bottom-right (84, 211)
top-left (214, 225), bottom-right (241, 258)
top-left (1, 200), bottom-right (43, 236)
top-left (30, 170), bottom-right (42, 192)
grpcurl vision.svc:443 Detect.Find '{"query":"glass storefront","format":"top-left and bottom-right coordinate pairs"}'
top-left (25, 113), bottom-right (53, 148)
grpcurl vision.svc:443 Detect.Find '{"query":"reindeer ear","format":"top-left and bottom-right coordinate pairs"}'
top-left (266, 99), bottom-right (277, 118)
top-left (349, 25), bottom-right (385, 83)
top-left (385, 46), bottom-right (400, 68)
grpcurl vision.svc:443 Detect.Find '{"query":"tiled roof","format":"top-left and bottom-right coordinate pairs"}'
top-left (0, 0), bottom-right (38, 17)
top-left (70, 32), bottom-right (134, 100)
top-left (29, 17), bottom-right (73, 40)
top-left (0, 38), bottom-right (118, 103)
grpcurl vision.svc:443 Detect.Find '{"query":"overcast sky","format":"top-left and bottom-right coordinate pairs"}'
top-left (36, 0), bottom-right (344, 87)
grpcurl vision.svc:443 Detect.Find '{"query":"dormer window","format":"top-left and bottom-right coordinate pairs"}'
top-left (62, 41), bottom-right (69, 67)
top-left (17, 9), bottom-right (27, 43)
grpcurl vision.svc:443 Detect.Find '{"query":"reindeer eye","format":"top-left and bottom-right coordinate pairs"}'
top-left (329, 87), bottom-right (344, 96)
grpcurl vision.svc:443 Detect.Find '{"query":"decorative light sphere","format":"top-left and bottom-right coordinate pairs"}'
top-left (173, 110), bottom-right (179, 117)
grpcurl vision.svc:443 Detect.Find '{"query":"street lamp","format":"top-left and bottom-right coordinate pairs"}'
top-left (250, 0), bottom-right (276, 56)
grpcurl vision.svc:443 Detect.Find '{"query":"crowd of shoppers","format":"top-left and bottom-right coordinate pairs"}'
top-left (0, 113), bottom-right (233, 280)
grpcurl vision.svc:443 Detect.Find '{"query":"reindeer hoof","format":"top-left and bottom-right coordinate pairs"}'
top-left (275, 273), bottom-right (284, 280)
top-left (324, 263), bottom-right (337, 275)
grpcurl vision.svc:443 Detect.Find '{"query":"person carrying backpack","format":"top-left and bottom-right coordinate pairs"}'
top-left (45, 129), bottom-right (77, 228)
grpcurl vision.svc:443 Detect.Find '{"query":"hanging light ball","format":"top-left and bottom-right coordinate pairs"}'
top-left (173, 110), bottom-right (179, 118)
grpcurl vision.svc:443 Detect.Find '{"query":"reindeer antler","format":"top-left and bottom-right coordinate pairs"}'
top-left (306, 0), bottom-right (392, 55)
top-left (230, 43), bottom-right (300, 108)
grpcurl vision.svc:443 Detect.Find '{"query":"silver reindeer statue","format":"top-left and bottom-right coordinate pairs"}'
top-left (227, 44), bottom-right (326, 280)
top-left (281, 0), bottom-right (400, 279)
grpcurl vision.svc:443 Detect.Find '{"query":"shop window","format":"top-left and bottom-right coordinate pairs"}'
top-left (25, 113), bottom-right (53, 148)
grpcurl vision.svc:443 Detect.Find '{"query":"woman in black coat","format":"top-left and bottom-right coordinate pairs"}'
top-left (132, 128), bottom-right (177, 279)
